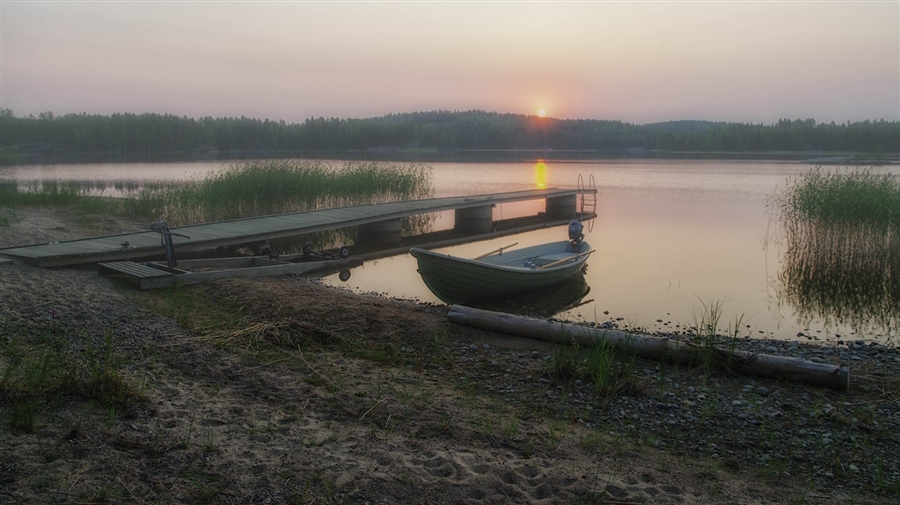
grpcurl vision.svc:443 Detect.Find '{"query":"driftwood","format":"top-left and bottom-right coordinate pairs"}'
top-left (447, 305), bottom-right (850, 391)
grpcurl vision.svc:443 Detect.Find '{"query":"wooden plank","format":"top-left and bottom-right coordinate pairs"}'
top-left (98, 261), bottom-right (176, 279)
top-left (136, 258), bottom-right (361, 290)
top-left (171, 256), bottom-right (289, 269)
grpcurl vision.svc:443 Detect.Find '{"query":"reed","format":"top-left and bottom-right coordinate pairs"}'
top-left (777, 168), bottom-right (900, 229)
top-left (775, 168), bottom-right (900, 336)
top-left (0, 181), bottom-right (108, 209)
top-left (125, 160), bottom-right (434, 226)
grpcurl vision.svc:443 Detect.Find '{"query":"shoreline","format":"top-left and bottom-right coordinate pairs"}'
top-left (2, 206), bottom-right (899, 504)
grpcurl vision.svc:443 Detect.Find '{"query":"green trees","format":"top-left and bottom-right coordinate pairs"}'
top-left (1, 110), bottom-right (897, 159)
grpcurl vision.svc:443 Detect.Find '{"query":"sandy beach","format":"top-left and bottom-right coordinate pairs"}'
top-left (1, 206), bottom-right (898, 504)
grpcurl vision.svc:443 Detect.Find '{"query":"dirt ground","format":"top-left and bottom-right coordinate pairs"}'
top-left (0, 206), bottom-right (897, 504)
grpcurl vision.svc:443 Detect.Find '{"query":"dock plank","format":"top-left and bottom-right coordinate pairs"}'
top-left (0, 189), bottom-right (595, 267)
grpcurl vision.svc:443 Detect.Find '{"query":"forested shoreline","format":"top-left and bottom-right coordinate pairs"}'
top-left (1, 108), bottom-right (897, 164)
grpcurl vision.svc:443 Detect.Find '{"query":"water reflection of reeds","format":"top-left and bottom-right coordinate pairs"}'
top-left (780, 220), bottom-right (898, 336)
top-left (777, 169), bottom-right (900, 339)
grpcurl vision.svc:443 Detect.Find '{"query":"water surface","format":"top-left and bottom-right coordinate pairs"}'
top-left (4, 159), bottom-right (897, 344)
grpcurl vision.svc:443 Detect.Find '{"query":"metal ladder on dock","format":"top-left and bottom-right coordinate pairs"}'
top-left (577, 174), bottom-right (597, 230)
top-left (577, 173), bottom-right (596, 215)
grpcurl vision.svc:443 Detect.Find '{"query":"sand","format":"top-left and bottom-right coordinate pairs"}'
top-left (0, 206), bottom-right (895, 504)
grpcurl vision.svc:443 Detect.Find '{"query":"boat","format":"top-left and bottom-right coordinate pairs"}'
top-left (410, 221), bottom-right (593, 305)
top-left (459, 273), bottom-right (592, 318)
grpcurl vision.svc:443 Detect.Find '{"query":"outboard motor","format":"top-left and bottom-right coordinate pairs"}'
top-left (566, 220), bottom-right (584, 252)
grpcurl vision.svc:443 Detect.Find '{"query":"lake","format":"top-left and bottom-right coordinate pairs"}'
top-left (3, 158), bottom-right (897, 344)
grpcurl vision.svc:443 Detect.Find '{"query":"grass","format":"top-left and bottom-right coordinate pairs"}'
top-left (776, 168), bottom-right (900, 228)
top-left (0, 181), bottom-right (97, 207)
top-left (123, 160), bottom-right (434, 226)
top-left (688, 298), bottom-right (745, 373)
top-left (547, 338), bottom-right (639, 397)
top-left (775, 168), bottom-right (899, 336)
top-left (0, 326), bottom-right (145, 433)
top-left (1, 160), bottom-right (435, 252)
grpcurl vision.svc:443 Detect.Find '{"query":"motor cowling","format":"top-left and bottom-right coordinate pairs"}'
top-left (567, 220), bottom-right (584, 249)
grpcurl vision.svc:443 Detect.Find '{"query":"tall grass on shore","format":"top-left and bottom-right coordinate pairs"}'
top-left (124, 160), bottom-right (434, 226)
top-left (775, 169), bottom-right (899, 337)
top-left (0, 181), bottom-right (111, 210)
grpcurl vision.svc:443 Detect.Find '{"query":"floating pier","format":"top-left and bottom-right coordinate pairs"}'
top-left (0, 188), bottom-right (596, 268)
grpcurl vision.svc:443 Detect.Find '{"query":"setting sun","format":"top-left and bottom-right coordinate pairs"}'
top-left (537, 109), bottom-right (547, 118)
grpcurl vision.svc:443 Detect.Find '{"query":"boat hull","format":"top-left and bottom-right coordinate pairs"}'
top-left (410, 241), bottom-right (591, 305)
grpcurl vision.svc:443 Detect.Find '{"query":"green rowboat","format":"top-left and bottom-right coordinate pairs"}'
top-left (410, 240), bottom-right (592, 305)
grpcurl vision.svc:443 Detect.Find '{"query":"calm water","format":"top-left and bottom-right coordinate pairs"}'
top-left (4, 159), bottom-right (898, 344)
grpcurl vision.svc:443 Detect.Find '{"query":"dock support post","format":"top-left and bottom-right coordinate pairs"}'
top-left (357, 219), bottom-right (402, 247)
top-left (546, 194), bottom-right (577, 220)
top-left (455, 205), bottom-right (493, 234)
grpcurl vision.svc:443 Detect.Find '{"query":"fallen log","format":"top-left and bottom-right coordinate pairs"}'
top-left (447, 305), bottom-right (850, 391)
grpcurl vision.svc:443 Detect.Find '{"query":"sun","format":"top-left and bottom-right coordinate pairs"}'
top-left (537, 109), bottom-right (547, 118)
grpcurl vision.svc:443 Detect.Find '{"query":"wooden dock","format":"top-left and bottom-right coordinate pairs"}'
top-left (97, 256), bottom-right (362, 290)
top-left (0, 188), bottom-right (596, 268)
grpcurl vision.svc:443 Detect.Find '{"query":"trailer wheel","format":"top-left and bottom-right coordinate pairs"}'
top-left (302, 242), bottom-right (314, 256)
top-left (339, 270), bottom-right (351, 282)
top-left (338, 246), bottom-right (350, 259)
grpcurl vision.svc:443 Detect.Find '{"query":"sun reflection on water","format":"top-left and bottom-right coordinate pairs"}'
top-left (535, 160), bottom-right (547, 189)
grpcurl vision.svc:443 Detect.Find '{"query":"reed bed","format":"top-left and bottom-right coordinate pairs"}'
top-left (775, 169), bottom-right (899, 336)
top-left (126, 160), bottom-right (434, 226)
top-left (776, 168), bottom-right (900, 229)
top-left (0, 181), bottom-right (105, 208)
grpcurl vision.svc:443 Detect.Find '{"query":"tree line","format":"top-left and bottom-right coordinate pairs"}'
top-left (1, 108), bottom-right (897, 159)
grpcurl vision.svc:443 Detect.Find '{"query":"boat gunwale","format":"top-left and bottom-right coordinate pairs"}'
top-left (410, 240), bottom-right (591, 274)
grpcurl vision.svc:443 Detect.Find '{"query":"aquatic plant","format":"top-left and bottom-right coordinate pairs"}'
top-left (0, 181), bottom-right (99, 207)
top-left (125, 160), bottom-right (434, 226)
top-left (775, 168), bottom-right (899, 337)
top-left (776, 168), bottom-right (900, 229)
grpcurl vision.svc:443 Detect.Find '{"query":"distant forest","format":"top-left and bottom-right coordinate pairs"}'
top-left (1, 108), bottom-right (897, 163)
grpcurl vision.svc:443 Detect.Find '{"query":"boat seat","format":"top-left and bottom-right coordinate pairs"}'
top-left (534, 253), bottom-right (574, 266)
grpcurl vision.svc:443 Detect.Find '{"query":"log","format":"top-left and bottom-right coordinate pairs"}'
top-left (447, 305), bottom-right (850, 391)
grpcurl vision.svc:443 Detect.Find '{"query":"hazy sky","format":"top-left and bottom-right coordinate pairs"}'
top-left (2, 1), bottom-right (898, 125)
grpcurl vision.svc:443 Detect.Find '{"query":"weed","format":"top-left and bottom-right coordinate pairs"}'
top-left (501, 415), bottom-right (520, 438)
top-left (104, 405), bottom-right (119, 432)
top-left (9, 399), bottom-right (39, 432)
top-left (176, 420), bottom-right (194, 450)
top-left (92, 479), bottom-right (121, 503)
top-left (548, 341), bottom-right (580, 383)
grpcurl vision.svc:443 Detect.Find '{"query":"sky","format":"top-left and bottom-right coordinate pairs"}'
top-left (1, 1), bottom-right (898, 125)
